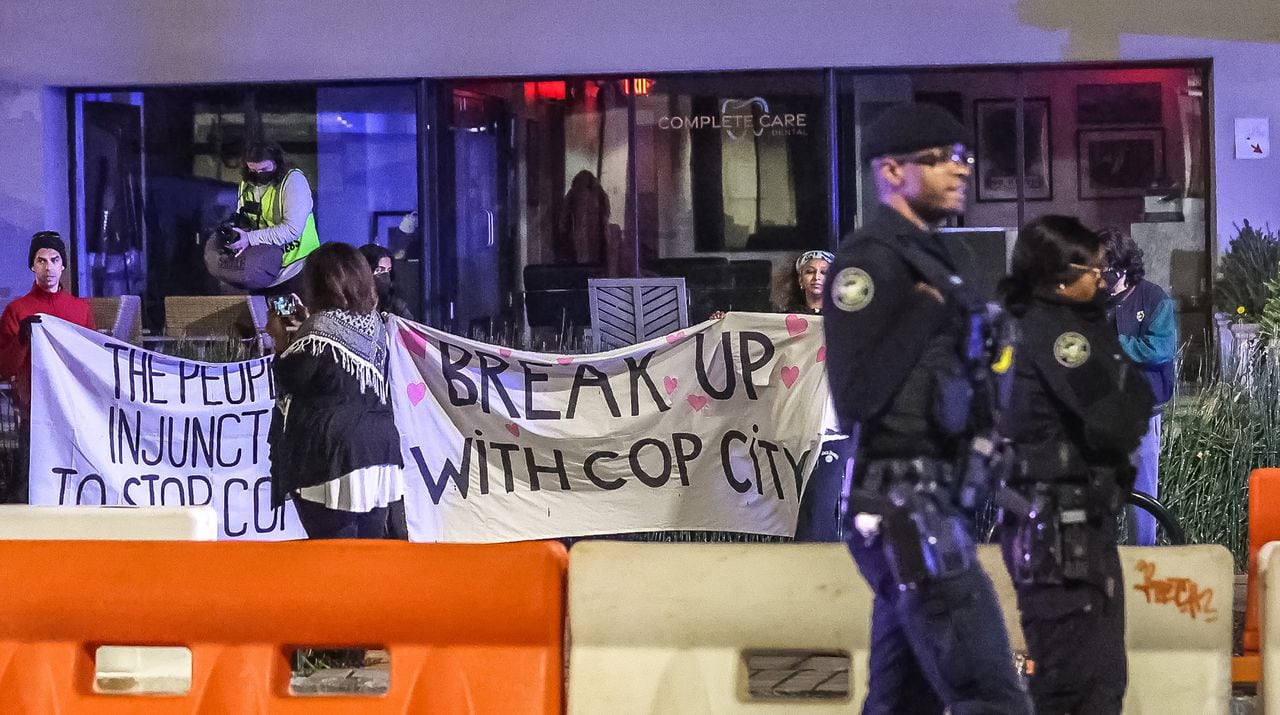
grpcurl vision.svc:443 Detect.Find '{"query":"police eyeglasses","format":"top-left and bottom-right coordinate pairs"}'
top-left (893, 145), bottom-right (975, 167)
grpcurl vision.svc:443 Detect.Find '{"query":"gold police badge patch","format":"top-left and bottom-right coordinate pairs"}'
top-left (833, 267), bottom-right (874, 312)
top-left (1053, 331), bottom-right (1090, 368)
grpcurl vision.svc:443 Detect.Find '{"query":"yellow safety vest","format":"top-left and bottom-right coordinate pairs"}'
top-left (238, 168), bottom-right (320, 267)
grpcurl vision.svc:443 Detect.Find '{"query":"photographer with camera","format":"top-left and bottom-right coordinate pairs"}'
top-left (205, 141), bottom-right (319, 293)
top-left (998, 216), bottom-right (1154, 714)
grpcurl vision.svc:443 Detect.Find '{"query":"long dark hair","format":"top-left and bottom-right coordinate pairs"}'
top-left (999, 215), bottom-right (1102, 314)
top-left (357, 243), bottom-right (392, 273)
top-left (241, 141), bottom-right (289, 183)
top-left (305, 243), bottom-right (378, 314)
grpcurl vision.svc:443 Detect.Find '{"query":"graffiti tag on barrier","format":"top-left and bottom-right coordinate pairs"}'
top-left (1132, 559), bottom-right (1218, 623)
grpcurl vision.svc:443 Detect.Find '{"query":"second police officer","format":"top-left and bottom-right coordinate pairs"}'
top-left (823, 103), bottom-right (1031, 714)
top-left (997, 215), bottom-right (1154, 714)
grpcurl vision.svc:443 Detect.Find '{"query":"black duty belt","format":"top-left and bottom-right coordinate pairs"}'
top-left (850, 457), bottom-right (954, 514)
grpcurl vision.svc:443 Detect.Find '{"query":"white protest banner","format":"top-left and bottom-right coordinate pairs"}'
top-left (28, 316), bottom-right (305, 540)
top-left (390, 312), bottom-right (830, 542)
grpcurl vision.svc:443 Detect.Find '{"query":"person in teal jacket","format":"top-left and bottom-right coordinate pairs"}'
top-left (1100, 229), bottom-right (1177, 545)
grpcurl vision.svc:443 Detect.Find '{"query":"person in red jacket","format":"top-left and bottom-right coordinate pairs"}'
top-left (0, 231), bottom-right (94, 502)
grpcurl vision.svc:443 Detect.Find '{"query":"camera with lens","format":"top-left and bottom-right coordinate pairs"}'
top-left (214, 202), bottom-right (262, 254)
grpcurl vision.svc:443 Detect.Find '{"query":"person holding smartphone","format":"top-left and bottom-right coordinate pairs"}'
top-left (266, 243), bottom-right (403, 539)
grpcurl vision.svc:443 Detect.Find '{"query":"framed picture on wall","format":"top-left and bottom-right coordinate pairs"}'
top-left (974, 98), bottom-right (1053, 202)
top-left (1076, 83), bottom-right (1162, 126)
top-left (369, 210), bottom-right (413, 248)
top-left (1077, 128), bottom-right (1165, 199)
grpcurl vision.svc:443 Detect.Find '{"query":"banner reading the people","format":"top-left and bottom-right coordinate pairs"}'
top-left (390, 312), bottom-right (830, 542)
top-left (27, 317), bottom-right (305, 540)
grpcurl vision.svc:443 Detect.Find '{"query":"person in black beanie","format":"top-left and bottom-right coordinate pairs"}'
top-left (0, 231), bottom-right (95, 502)
top-left (823, 104), bottom-right (1031, 713)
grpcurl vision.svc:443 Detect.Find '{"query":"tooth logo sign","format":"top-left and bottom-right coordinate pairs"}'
top-left (720, 96), bottom-right (770, 139)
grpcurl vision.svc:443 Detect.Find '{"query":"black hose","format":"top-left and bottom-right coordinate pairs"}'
top-left (1126, 490), bottom-right (1187, 545)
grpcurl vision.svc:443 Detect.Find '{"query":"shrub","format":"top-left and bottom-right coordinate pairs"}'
top-left (1214, 220), bottom-right (1280, 321)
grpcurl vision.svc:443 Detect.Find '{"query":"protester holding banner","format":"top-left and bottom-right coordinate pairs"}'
top-left (0, 231), bottom-right (94, 503)
top-left (783, 249), bottom-right (848, 542)
top-left (822, 103), bottom-right (1030, 713)
top-left (358, 242), bottom-right (412, 540)
top-left (358, 243), bottom-right (414, 321)
top-left (773, 249), bottom-right (832, 314)
top-left (266, 243), bottom-right (404, 539)
top-left (998, 216), bottom-right (1153, 714)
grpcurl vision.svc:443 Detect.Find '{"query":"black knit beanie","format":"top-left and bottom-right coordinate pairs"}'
top-left (863, 103), bottom-right (968, 161)
top-left (28, 231), bottom-right (67, 268)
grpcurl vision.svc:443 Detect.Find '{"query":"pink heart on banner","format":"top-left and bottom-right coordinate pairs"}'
top-left (786, 314), bottom-right (809, 337)
top-left (556, 356), bottom-right (574, 365)
top-left (663, 376), bottom-right (679, 395)
top-left (400, 328), bottom-right (428, 359)
top-left (687, 394), bottom-right (709, 411)
top-left (505, 423), bottom-right (521, 437)
top-left (665, 331), bottom-right (686, 344)
top-left (406, 382), bottom-right (427, 406)
top-left (780, 365), bottom-right (800, 389)
top-left (817, 346), bottom-right (826, 363)
top-left (499, 348), bottom-right (513, 358)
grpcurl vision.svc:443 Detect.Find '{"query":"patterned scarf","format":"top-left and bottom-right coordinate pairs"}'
top-left (282, 309), bottom-right (389, 402)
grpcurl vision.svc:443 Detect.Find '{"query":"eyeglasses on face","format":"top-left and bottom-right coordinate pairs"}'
top-left (373, 266), bottom-right (392, 275)
top-left (1068, 262), bottom-right (1104, 278)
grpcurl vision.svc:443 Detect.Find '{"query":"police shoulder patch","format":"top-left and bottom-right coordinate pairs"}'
top-left (832, 267), bottom-right (875, 312)
top-left (1053, 331), bottom-right (1091, 368)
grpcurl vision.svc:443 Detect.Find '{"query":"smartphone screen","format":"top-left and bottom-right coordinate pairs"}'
top-left (271, 296), bottom-right (295, 316)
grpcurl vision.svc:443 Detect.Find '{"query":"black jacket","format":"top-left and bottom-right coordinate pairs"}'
top-left (268, 339), bottom-right (403, 508)
top-left (1004, 294), bottom-right (1154, 487)
top-left (822, 208), bottom-right (967, 459)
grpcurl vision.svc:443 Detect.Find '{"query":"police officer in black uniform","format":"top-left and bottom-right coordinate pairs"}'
top-left (823, 103), bottom-right (1031, 714)
top-left (997, 215), bottom-right (1153, 714)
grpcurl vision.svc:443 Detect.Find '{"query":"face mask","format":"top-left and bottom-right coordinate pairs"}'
top-left (245, 169), bottom-right (278, 186)
top-left (373, 274), bottom-right (393, 302)
top-left (1102, 269), bottom-right (1124, 291)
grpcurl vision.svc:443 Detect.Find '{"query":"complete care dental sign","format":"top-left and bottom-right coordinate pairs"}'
top-left (29, 313), bottom-right (829, 542)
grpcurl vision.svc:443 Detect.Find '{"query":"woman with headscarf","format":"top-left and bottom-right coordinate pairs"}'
top-left (772, 249), bottom-right (833, 314)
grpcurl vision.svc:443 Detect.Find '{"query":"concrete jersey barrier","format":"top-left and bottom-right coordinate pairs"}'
top-left (567, 541), bottom-right (873, 713)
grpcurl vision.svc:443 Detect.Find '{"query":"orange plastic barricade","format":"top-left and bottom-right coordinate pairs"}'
top-left (0, 540), bottom-right (566, 714)
top-left (1245, 468), bottom-right (1280, 658)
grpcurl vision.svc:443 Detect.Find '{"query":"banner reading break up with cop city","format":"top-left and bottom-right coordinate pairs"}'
top-left (390, 312), bottom-right (829, 542)
top-left (28, 317), bottom-right (305, 540)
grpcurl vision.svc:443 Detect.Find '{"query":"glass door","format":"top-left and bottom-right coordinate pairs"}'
top-left (447, 90), bottom-right (514, 340)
